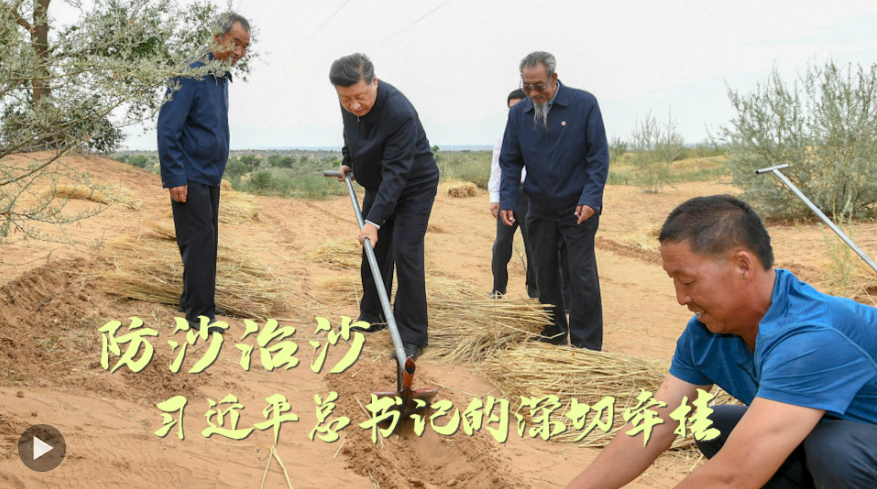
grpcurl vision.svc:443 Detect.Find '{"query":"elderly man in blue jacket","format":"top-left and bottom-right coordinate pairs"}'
top-left (499, 51), bottom-right (610, 350)
top-left (331, 53), bottom-right (440, 361)
top-left (157, 12), bottom-right (250, 330)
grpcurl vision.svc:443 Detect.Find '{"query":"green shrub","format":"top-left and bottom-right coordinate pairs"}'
top-left (630, 111), bottom-right (684, 193)
top-left (721, 61), bottom-right (877, 219)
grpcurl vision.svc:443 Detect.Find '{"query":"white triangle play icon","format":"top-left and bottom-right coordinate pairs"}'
top-left (33, 437), bottom-right (53, 460)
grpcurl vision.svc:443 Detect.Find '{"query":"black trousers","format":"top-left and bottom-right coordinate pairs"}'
top-left (492, 191), bottom-right (537, 297)
top-left (697, 405), bottom-right (877, 488)
top-left (359, 181), bottom-right (437, 347)
top-left (171, 181), bottom-right (220, 323)
top-left (527, 212), bottom-right (602, 350)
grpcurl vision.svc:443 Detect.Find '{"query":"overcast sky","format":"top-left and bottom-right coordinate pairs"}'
top-left (54, 0), bottom-right (877, 150)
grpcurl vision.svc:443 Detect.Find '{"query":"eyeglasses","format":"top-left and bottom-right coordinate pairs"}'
top-left (521, 81), bottom-right (550, 94)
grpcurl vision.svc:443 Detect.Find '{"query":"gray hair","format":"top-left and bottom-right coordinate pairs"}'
top-left (519, 51), bottom-right (556, 77)
top-left (329, 53), bottom-right (375, 87)
top-left (217, 11), bottom-right (251, 35)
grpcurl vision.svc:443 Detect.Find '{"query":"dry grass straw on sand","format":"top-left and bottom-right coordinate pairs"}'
top-left (43, 183), bottom-right (142, 209)
top-left (619, 224), bottom-right (661, 253)
top-left (220, 190), bottom-right (260, 223)
top-left (307, 239), bottom-right (362, 270)
top-left (318, 273), bottom-right (551, 363)
top-left (99, 221), bottom-right (286, 319)
top-left (483, 342), bottom-right (737, 450)
top-left (444, 180), bottom-right (479, 198)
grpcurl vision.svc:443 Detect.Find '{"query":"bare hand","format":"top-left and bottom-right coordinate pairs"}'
top-left (490, 202), bottom-right (500, 219)
top-left (576, 205), bottom-right (595, 224)
top-left (169, 185), bottom-right (188, 203)
top-left (359, 222), bottom-right (379, 248)
top-left (338, 165), bottom-right (355, 182)
top-left (500, 209), bottom-right (515, 226)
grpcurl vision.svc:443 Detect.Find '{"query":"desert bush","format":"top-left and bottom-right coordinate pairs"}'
top-left (630, 111), bottom-right (685, 193)
top-left (721, 61), bottom-right (877, 219)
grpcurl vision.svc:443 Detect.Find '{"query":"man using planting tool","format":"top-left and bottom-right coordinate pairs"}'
top-left (499, 51), bottom-right (609, 349)
top-left (158, 12), bottom-right (250, 331)
top-left (566, 195), bottom-right (877, 488)
top-left (330, 53), bottom-right (439, 361)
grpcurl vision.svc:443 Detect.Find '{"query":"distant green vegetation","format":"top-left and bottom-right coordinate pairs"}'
top-left (112, 149), bottom-right (350, 200)
top-left (112, 141), bottom-right (730, 202)
top-left (433, 146), bottom-right (492, 188)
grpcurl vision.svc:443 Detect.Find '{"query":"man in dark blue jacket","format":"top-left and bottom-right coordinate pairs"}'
top-left (330, 53), bottom-right (439, 361)
top-left (157, 12), bottom-right (250, 330)
top-left (499, 51), bottom-right (610, 350)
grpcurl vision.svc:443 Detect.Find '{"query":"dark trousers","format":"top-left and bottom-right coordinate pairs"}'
top-left (359, 182), bottom-right (437, 347)
top-left (492, 191), bottom-right (537, 297)
top-left (527, 212), bottom-right (602, 350)
top-left (697, 405), bottom-right (877, 488)
top-left (171, 181), bottom-right (220, 323)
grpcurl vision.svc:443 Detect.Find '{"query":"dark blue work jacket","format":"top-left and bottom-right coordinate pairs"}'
top-left (499, 81), bottom-right (609, 218)
top-left (340, 80), bottom-right (439, 225)
top-left (157, 54), bottom-right (231, 189)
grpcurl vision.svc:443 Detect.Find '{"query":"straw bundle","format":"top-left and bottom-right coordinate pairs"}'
top-left (483, 342), bottom-right (738, 449)
top-left (307, 239), bottom-right (362, 270)
top-left (99, 222), bottom-right (286, 319)
top-left (317, 274), bottom-right (551, 363)
top-left (43, 183), bottom-right (142, 209)
top-left (619, 224), bottom-right (662, 253)
top-left (220, 179), bottom-right (233, 191)
top-left (220, 190), bottom-right (260, 223)
top-left (445, 181), bottom-right (478, 198)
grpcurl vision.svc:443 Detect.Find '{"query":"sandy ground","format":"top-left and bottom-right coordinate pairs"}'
top-left (2, 152), bottom-right (875, 488)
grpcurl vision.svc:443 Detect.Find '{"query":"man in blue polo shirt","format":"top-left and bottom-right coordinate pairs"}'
top-left (157, 12), bottom-right (250, 331)
top-left (566, 195), bottom-right (877, 488)
top-left (499, 51), bottom-right (609, 350)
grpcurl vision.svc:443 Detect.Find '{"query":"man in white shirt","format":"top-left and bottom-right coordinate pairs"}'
top-left (488, 90), bottom-right (536, 298)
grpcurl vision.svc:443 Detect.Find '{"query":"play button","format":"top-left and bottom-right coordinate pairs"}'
top-left (33, 436), bottom-right (52, 460)
top-left (18, 424), bottom-right (66, 472)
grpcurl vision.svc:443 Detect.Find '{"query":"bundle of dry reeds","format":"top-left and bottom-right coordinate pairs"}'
top-left (43, 183), bottom-right (142, 210)
top-left (619, 224), bottom-right (662, 253)
top-left (220, 190), bottom-right (260, 223)
top-left (445, 181), bottom-right (479, 198)
top-left (307, 239), bottom-right (362, 270)
top-left (220, 179), bottom-right (234, 191)
top-left (99, 222), bottom-right (286, 319)
top-left (483, 342), bottom-right (737, 449)
top-left (317, 274), bottom-right (551, 363)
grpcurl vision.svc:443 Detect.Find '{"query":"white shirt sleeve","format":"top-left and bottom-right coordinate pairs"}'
top-left (488, 136), bottom-right (502, 203)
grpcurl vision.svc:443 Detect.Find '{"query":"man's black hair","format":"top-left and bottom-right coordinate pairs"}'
top-left (507, 89), bottom-right (526, 106)
top-left (659, 194), bottom-right (774, 269)
top-left (329, 53), bottom-right (375, 87)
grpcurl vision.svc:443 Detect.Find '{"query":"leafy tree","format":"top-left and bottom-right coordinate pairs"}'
top-left (721, 61), bottom-right (877, 219)
top-left (0, 0), bottom-right (256, 244)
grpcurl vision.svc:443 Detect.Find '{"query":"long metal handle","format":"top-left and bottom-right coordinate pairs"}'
top-left (756, 164), bottom-right (877, 275)
top-left (324, 170), bottom-right (409, 388)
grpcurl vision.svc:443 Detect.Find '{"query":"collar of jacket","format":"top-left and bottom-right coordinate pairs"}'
top-left (204, 51), bottom-right (234, 83)
top-left (523, 79), bottom-right (568, 113)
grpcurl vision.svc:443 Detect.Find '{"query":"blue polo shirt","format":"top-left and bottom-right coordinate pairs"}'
top-left (498, 81), bottom-right (609, 218)
top-left (157, 54), bottom-right (231, 189)
top-left (670, 269), bottom-right (877, 424)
